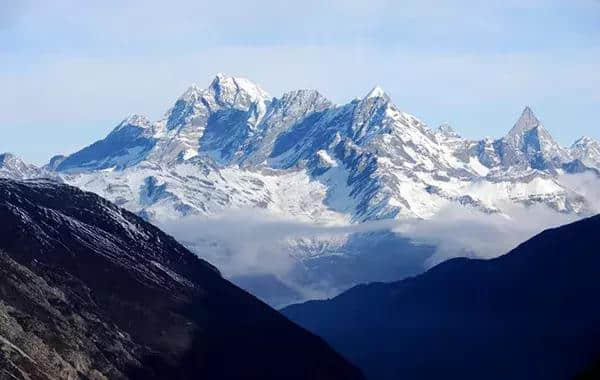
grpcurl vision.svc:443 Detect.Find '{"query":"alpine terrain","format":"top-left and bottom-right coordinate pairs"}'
top-left (0, 178), bottom-right (363, 380)
top-left (2, 74), bottom-right (599, 305)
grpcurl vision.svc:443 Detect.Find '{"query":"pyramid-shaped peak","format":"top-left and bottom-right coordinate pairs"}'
top-left (365, 85), bottom-right (388, 99)
top-left (514, 106), bottom-right (541, 131)
top-left (505, 106), bottom-right (543, 143)
top-left (521, 105), bottom-right (537, 118)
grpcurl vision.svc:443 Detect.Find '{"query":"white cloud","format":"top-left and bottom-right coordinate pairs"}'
top-left (397, 172), bottom-right (600, 266)
top-left (160, 209), bottom-right (397, 278)
top-left (160, 183), bottom-right (600, 303)
top-left (559, 172), bottom-right (600, 212)
top-left (397, 203), bottom-right (578, 267)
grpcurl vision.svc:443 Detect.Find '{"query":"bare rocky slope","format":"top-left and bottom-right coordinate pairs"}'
top-left (0, 178), bottom-right (363, 380)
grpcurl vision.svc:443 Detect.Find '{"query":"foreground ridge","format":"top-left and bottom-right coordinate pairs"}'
top-left (0, 178), bottom-right (364, 379)
top-left (283, 214), bottom-right (600, 380)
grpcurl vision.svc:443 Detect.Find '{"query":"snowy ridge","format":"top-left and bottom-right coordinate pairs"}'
top-left (4, 74), bottom-right (600, 306)
top-left (5, 74), bottom-right (599, 223)
top-left (0, 153), bottom-right (57, 180)
top-left (571, 136), bottom-right (600, 169)
top-left (3, 74), bottom-right (599, 267)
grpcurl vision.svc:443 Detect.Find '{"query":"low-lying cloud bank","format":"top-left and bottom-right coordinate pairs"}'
top-left (160, 173), bottom-right (600, 305)
top-left (161, 209), bottom-right (398, 277)
top-left (397, 203), bottom-right (577, 267)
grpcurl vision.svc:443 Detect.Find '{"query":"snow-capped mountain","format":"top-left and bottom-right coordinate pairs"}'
top-left (493, 106), bottom-right (572, 171)
top-left (49, 75), bottom-right (598, 222)
top-left (0, 153), bottom-right (54, 180)
top-left (571, 136), bottom-right (600, 170)
top-left (3, 74), bottom-right (599, 305)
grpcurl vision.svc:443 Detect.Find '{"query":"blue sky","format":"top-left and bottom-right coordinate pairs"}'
top-left (1, 0), bottom-right (599, 164)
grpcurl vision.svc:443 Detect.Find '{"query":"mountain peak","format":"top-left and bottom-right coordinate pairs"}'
top-left (500, 107), bottom-right (570, 168)
top-left (504, 106), bottom-right (543, 146)
top-left (571, 136), bottom-right (600, 169)
top-left (0, 153), bottom-right (42, 180)
top-left (365, 85), bottom-right (387, 99)
top-left (117, 114), bottom-right (152, 129)
top-left (209, 73), bottom-right (270, 104)
top-left (436, 123), bottom-right (460, 138)
top-left (510, 106), bottom-right (541, 135)
top-left (0, 153), bottom-right (27, 168)
top-left (0, 152), bottom-right (16, 163)
top-left (572, 136), bottom-right (598, 148)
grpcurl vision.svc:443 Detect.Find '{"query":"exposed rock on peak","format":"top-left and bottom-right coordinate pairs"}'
top-left (116, 114), bottom-right (152, 130)
top-left (571, 136), bottom-right (600, 169)
top-left (0, 153), bottom-right (45, 180)
top-left (510, 106), bottom-right (540, 134)
top-left (364, 85), bottom-right (388, 100)
top-left (436, 123), bottom-right (461, 139)
top-left (497, 106), bottom-right (570, 170)
top-left (209, 73), bottom-right (271, 107)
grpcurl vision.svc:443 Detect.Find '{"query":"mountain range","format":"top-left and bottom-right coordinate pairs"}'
top-left (0, 178), bottom-right (363, 379)
top-left (2, 74), bottom-right (599, 305)
top-left (283, 214), bottom-right (600, 380)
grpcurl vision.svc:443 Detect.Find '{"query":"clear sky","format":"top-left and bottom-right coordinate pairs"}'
top-left (1, 0), bottom-right (599, 164)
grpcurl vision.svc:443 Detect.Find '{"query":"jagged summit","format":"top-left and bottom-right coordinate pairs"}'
top-left (0, 152), bottom-right (16, 163)
top-left (571, 136), bottom-right (600, 169)
top-left (16, 77), bottom-right (600, 225)
top-left (0, 152), bottom-right (28, 169)
top-left (177, 84), bottom-right (204, 102)
top-left (209, 73), bottom-right (271, 105)
top-left (497, 106), bottom-right (571, 169)
top-left (365, 85), bottom-right (388, 99)
top-left (4, 85), bottom-right (600, 305)
top-left (114, 114), bottom-right (152, 131)
top-left (280, 88), bottom-right (329, 102)
top-left (173, 74), bottom-right (270, 109)
top-left (572, 136), bottom-right (598, 148)
top-left (0, 153), bottom-right (45, 180)
top-left (436, 123), bottom-right (460, 138)
top-left (165, 74), bottom-right (271, 133)
top-left (507, 106), bottom-right (541, 137)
